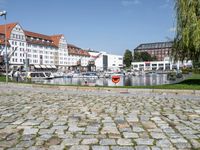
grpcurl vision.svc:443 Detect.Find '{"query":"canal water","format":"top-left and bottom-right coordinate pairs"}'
top-left (34, 73), bottom-right (190, 86)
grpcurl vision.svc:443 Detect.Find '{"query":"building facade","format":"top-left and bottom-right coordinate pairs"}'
top-left (88, 51), bottom-right (123, 71)
top-left (134, 41), bottom-right (173, 61)
top-left (0, 22), bottom-right (123, 72)
top-left (0, 23), bottom-right (68, 71)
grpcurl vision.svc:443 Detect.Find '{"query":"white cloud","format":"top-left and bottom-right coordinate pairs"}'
top-left (121, 0), bottom-right (141, 7)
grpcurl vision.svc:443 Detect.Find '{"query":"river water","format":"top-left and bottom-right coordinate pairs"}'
top-left (34, 73), bottom-right (190, 86)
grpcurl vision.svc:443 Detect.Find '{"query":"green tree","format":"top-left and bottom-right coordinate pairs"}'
top-left (133, 52), bottom-right (157, 62)
top-left (173, 0), bottom-right (200, 65)
top-left (123, 49), bottom-right (132, 68)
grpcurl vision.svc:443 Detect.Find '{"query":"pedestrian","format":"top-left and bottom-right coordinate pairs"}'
top-left (14, 70), bottom-right (20, 82)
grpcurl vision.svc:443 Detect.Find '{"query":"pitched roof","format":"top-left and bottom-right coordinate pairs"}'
top-left (50, 34), bottom-right (63, 47)
top-left (68, 44), bottom-right (90, 57)
top-left (24, 30), bottom-right (52, 41)
top-left (0, 22), bottom-right (17, 39)
top-left (24, 30), bottom-right (57, 47)
top-left (0, 23), bottom-right (68, 48)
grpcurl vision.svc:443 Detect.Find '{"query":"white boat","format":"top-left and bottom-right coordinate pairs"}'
top-left (26, 72), bottom-right (54, 81)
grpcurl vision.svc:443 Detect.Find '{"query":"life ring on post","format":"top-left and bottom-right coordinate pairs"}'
top-left (112, 76), bottom-right (120, 84)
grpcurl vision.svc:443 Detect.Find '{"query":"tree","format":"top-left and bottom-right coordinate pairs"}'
top-left (173, 0), bottom-right (200, 65)
top-left (123, 49), bottom-right (132, 68)
top-left (133, 51), bottom-right (157, 62)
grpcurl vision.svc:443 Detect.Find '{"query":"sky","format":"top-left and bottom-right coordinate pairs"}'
top-left (0, 0), bottom-right (175, 55)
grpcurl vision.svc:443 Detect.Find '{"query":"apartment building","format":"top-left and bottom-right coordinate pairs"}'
top-left (67, 44), bottom-right (91, 70)
top-left (0, 23), bottom-right (68, 71)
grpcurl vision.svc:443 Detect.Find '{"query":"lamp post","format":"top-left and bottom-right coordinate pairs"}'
top-left (0, 10), bottom-right (8, 83)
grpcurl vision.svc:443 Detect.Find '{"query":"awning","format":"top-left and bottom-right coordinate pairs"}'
top-left (46, 65), bottom-right (52, 68)
top-left (34, 65), bottom-right (41, 68)
top-left (40, 65), bottom-right (47, 69)
top-left (51, 65), bottom-right (57, 69)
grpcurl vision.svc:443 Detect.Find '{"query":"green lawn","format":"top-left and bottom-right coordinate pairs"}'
top-left (0, 74), bottom-right (200, 90)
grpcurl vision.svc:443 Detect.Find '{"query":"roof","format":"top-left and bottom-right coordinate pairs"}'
top-left (50, 34), bottom-right (63, 47)
top-left (135, 41), bottom-right (173, 51)
top-left (24, 30), bottom-right (58, 47)
top-left (0, 23), bottom-right (64, 48)
top-left (0, 22), bottom-right (18, 39)
top-left (68, 44), bottom-right (90, 57)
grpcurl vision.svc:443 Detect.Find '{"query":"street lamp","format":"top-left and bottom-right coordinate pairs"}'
top-left (0, 10), bottom-right (8, 83)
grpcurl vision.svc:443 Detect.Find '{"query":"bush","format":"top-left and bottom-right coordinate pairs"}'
top-left (181, 68), bottom-right (192, 74)
top-left (192, 68), bottom-right (200, 74)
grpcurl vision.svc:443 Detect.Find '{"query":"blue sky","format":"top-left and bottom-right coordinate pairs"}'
top-left (0, 0), bottom-right (175, 55)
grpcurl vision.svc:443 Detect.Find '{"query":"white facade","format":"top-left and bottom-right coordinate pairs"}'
top-left (107, 53), bottom-right (123, 71)
top-left (88, 51), bottom-right (123, 71)
top-left (1, 23), bottom-right (123, 72)
top-left (1, 23), bottom-right (69, 71)
top-left (8, 24), bottom-right (27, 65)
top-left (67, 55), bottom-right (90, 67)
top-left (132, 57), bottom-right (192, 71)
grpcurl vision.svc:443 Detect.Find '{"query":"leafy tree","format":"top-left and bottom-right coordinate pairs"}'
top-left (123, 49), bottom-right (132, 68)
top-left (133, 51), bottom-right (157, 62)
top-left (173, 0), bottom-right (200, 65)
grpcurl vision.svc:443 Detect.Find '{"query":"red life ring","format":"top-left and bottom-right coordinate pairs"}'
top-left (112, 76), bottom-right (120, 84)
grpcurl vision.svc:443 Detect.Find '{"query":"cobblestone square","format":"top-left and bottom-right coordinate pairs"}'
top-left (0, 84), bottom-right (199, 150)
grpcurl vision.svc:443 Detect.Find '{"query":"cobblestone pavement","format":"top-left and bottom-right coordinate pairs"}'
top-left (0, 84), bottom-right (200, 150)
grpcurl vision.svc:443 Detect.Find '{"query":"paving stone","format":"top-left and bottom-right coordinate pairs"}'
top-left (150, 146), bottom-right (161, 150)
top-left (82, 138), bottom-right (98, 144)
top-left (134, 138), bottom-right (154, 146)
top-left (99, 139), bottom-right (116, 145)
top-left (92, 146), bottom-right (109, 150)
top-left (123, 132), bottom-right (139, 138)
top-left (135, 146), bottom-right (150, 150)
top-left (111, 146), bottom-right (134, 150)
top-left (61, 138), bottom-right (81, 146)
top-left (23, 128), bottom-right (39, 135)
top-left (150, 132), bottom-right (166, 139)
top-left (48, 145), bottom-right (63, 150)
top-left (101, 126), bottom-right (120, 135)
top-left (117, 139), bottom-right (134, 146)
top-left (70, 145), bottom-right (90, 150)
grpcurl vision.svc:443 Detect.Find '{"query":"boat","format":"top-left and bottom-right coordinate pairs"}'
top-left (81, 72), bottom-right (99, 78)
top-left (26, 72), bottom-right (54, 81)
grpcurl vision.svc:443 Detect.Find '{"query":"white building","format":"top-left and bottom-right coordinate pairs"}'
top-left (132, 57), bottom-right (192, 71)
top-left (0, 23), bottom-right (68, 71)
top-left (67, 44), bottom-right (91, 70)
top-left (88, 51), bottom-right (123, 71)
top-left (0, 22), bottom-right (123, 72)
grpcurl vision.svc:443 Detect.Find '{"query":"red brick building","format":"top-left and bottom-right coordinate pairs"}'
top-left (134, 41), bottom-right (173, 61)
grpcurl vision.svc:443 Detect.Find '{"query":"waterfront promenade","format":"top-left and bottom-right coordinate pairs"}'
top-left (0, 83), bottom-right (199, 150)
